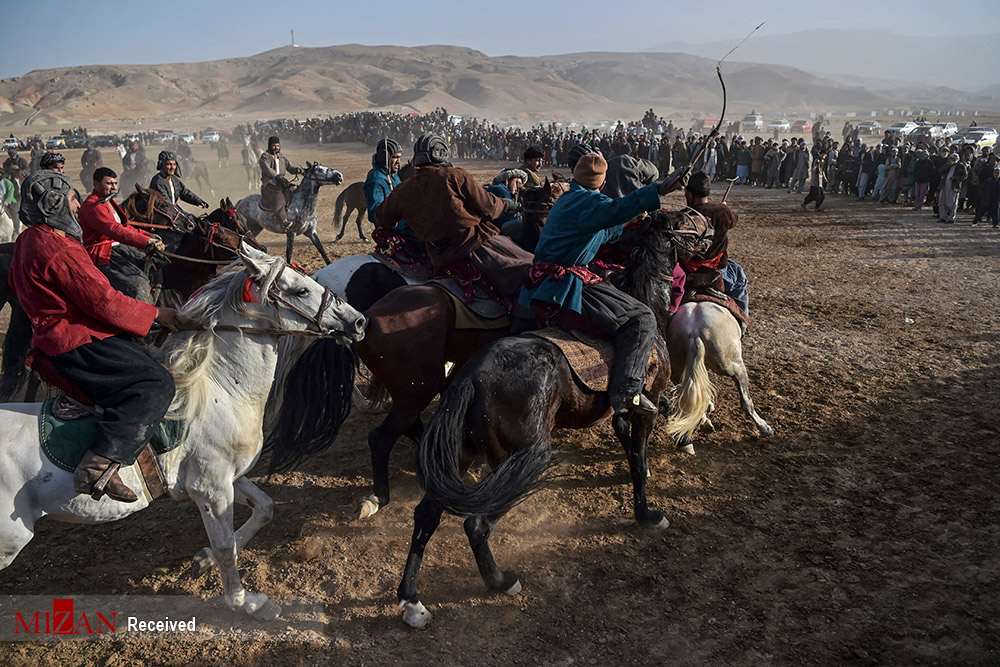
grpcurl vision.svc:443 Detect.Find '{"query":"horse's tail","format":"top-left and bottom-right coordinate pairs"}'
top-left (666, 335), bottom-right (716, 443)
top-left (418, 378), bottom-right (552, 517)
top-left (0, 304), bottom-right (34, 402)
top-left (333, 188), bottom-right (348, 226)
top-left (264, 338), bottom-right (355, 473)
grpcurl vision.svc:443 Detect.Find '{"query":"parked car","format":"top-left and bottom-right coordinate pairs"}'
top-left (45, 136), bottom-right (67, 149)
top-left (176, 132), bottom-right (195, 145)
top-left (91, 134), bottom-right (120, 147)
top-left (767, 119), bottom-right (790, 132)
top-left (151, 133), bottom-right (175, 145)
top-left (741, 113), bottom-right (763, 132)
top-left (955, 128), bottom-right (999, 147)
top-left (3, 137), bottom-right (18, 150)
top-left (790, 120), bottom-right (814, 133)
top-left (201, 130), bottom-right (222, 143)
top-left (907, 125), bottom-right (943, 142)
top-left (932, 122), bottom-right (958, 138)
top-left (886, 121), bottom-right (918, 138)
top-left (856, 120), bottom-right (881, 135)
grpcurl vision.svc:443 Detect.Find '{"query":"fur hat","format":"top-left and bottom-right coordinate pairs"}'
top-left (573, 153), bottom-right (608, 189)
top-left (157, 150), bottom-right (176, 170)
top-left (413, 134), bottom-right (451, 167)
top-left (523, 145), bottom-right (544, 161)
top-left (494, 168), bottom-right (528, 185)
top-left (267, 136), bottom-right (280, 147)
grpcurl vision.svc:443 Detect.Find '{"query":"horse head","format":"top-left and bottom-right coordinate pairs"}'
top-left (303, 162), bottom-right (344, 187)
top-left (237, 242), bottom-right (365, 344)
top-left (121, 185), bottom-right (197, 233)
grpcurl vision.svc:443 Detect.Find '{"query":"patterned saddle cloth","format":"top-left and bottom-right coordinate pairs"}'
top-left (524, 327), bottom-right (659, 393)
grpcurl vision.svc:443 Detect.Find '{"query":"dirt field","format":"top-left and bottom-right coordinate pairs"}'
top-left (1, 141), bottom-right (999, 665)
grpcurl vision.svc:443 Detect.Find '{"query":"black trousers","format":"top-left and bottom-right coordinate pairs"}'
top-left (578, 282), bottom-right (656, 401)
top-left (803, 186), bottom-right (825, 209)
top-left (49, 335), bottom-right (175, 465)
top-left (98, 245), bottom-right (154, 304)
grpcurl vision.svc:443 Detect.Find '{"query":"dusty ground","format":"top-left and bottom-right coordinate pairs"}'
top-left (1, 141), bottom-right (999, 665)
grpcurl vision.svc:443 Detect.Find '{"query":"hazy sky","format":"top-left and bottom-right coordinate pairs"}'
top-left (1, 0), bottom-right (993, 80)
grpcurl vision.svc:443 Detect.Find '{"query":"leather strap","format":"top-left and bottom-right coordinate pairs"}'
top-left (136, 446), bottom-right (168, 500)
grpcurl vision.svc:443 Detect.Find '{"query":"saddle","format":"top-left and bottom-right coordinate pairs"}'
top-left (26, 348), bottom-right (176, 500)
top-left (682, 289), bottom-right (751, 330)
top-left (525, 327), bottom-right (659, 394)
top-left (258, 181), bottom-right (296, 213)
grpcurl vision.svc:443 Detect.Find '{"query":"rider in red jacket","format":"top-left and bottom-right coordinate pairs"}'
top-left (10, 168), bottom-right (178, 503)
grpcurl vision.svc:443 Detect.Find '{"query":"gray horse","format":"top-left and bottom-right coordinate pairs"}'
top-left (235, 162), bottom-right (343, 264)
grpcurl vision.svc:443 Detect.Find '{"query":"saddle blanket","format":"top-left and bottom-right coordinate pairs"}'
top-left (683, 290), bottom-right (750, 328)
top-left (38, 397), bottom-right (186, 500)
top-left (432, 285), bottom-right (509, 330)
top-left (524, 327), bottom-right (659, 393)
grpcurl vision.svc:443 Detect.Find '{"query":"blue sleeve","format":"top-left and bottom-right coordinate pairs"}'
top-left (575, 183), bottom-right (660, 234)
top-left (364, 172), bottom-right (385, 224)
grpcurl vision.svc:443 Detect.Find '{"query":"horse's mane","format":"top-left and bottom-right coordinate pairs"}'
top-left (159, 257), bottom-right (285, 424)
top-left (615, 216), bottom-right (676, 330)
top-left (120, 185), bottom-right (163, 223)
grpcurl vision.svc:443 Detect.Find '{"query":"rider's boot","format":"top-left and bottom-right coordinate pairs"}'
top-left (74, 450), bottom-right (138, 503)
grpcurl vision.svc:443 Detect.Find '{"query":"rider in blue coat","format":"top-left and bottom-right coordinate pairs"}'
top-left (519, 153), bottom-right (687, 415)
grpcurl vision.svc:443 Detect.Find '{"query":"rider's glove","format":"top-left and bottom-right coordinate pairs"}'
top-left (146, 235), bottom-right (166, 252)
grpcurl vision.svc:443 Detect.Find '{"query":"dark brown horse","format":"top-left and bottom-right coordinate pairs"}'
top-left (265, 183), bottom-right (566, 519)
top-left (0, 186), bottom-right (260, 401)
top-left (395, 215), bottom-right (683, 628)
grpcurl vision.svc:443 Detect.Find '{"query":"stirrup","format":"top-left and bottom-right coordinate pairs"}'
top-left (89, 463), bottom-right (122, 501)
top-left (53, 394), bottom-right (103, 420)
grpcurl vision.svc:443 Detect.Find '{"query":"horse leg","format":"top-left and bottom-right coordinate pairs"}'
top-left (309, 230), bottom-right (332, 265)
top-left (612, 413), bottom-right (669, 529)
top-left (189, 480), bottom-right (280, 621)
top-left (358, 407), bottom-right (420, 520)
top-left (0, 518), bottom-right (35, 570)
top-left (355, 210), bottom-right (367, 242)
top-left (397, 495), bottom-right (444, 628)
top-left (464, 513), bottom-right (521, 595)
top-left (731, 366), bottom-right (774, 437)
top-left (285, 233), bottom-right (295, 264)
top-left (191, 476), bottom-right (275, 577)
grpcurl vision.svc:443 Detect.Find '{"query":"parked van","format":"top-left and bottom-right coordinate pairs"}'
top-left (741, 113), bottom-right (763, 132)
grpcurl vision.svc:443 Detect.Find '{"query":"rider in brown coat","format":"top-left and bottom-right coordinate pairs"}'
top-left (259, 136), bottom-right (302, 231)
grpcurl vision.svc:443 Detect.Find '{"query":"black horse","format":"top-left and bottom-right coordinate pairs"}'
top-left (396, 212), bottom-right (685, 628)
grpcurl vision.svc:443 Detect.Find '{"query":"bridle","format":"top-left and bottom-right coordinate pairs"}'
top-left (167, 264), bottom-right (348, 340)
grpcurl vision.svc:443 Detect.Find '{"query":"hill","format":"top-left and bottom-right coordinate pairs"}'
top-left (0, 43), bottom-right (996, 130)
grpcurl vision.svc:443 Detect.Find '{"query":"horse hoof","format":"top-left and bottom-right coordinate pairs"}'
top-left (246, 594), bottom-right (281, 621)
top-left (360, 236), bottom-right (368, 242)
top-left (760, 425), bottom-right (775, 437)
top-left (679, 443), bottom-right (695, 455)
top-left (356, 495), bottom-right (380, 520)
top-left (400, 600), bottom-right (431, 629)
top-left (191, 547), bottom-right (216, 577)
top-left (504, 579), bottom-right (522, 596)
top-left (651, 516), bottom-right (670, 530)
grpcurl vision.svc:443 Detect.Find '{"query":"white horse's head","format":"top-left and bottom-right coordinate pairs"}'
top-left (303, 162), bottom-right (344, 186)
top-left (238, 242), bottom-right (365, 343)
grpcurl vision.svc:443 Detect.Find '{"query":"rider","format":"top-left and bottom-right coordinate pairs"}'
top-left (80, 141), bottom-right (104, 191)
top-left (10, 168), bottom-right (178, 503)
top-left (680, 171), bottom-right (747, 314)
top-left (149, 151), bottom-right (209, 209)
top-left (40, 152), bottom-right (66, 173)
top-left (488, 168), bottom-right (527, 227)
top-left (365, 137), bottom-right (426, 262)
top-left (519, 152), bottom-right (688, 416)
top-left (520, 145), bottom-right (545, 188)
top-left (259, 135), bottom-right (302, 231)
top-left (375, 133), bottom-right (528, 304)
top-left (79, 166), bottom-right (165, 303)
top-left (3, 149), bottom-right (28, 182)
top-left (121, 140), bottom-right (146, 174)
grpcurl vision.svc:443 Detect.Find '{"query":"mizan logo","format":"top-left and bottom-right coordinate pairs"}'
top-left (14, 598), bottom-right (117, 635)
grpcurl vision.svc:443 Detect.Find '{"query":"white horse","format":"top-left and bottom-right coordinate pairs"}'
top-left (235, 162), bottom-right (343, 265)
top-left (242, 135), bottom-right (261, 191)
top-left (0, 205), bottom-right (17, 243)
top-left (0, 244), bottom-right (366, 620)
top-left (666, 301), bottom-right (773, 454)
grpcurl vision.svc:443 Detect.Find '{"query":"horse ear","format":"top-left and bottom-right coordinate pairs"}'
top-left (238, 241), bottom-right (272, 278)
top-left (225, 197), bottom-right (234, 208)
top-left (306, 161), bottom-right (313, 169)
top-left (544, 176), bottom-right (550, 188)
top-left (219, 198), bottom-right (225, 210)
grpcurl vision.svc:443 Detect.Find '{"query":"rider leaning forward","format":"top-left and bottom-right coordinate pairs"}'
top-left (10, 168), bottom-right (179, 503)
top-left (259, 136), bottom-right (302, 231)
top-left (375, 134), bottom-right (527, 306)
top-left (150, 151), bottom-right (209, 209)
top-left (519, 153), bottom-right (689, 416)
